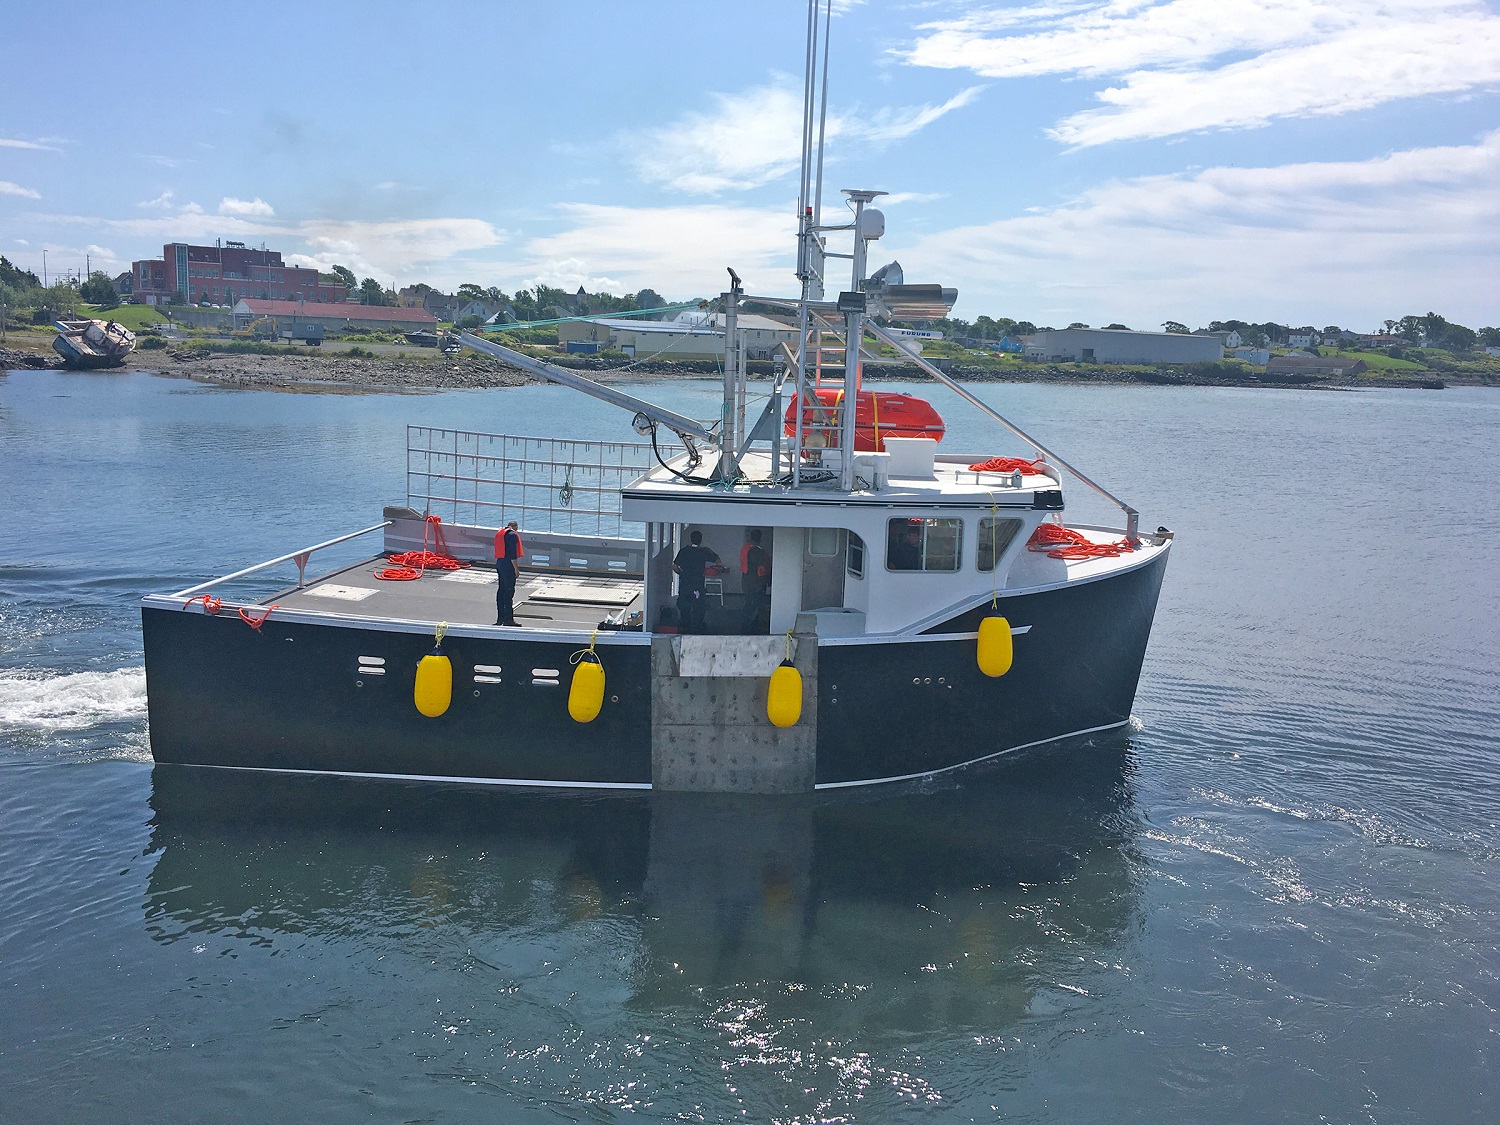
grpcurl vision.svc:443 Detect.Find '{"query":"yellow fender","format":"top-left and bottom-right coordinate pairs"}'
top-left (767, 659), bottom-right (803, 728)
top-left (414, 653), bottom-right (453, 716)
top-left (568, 652), bottom-right (606, 723)
top-left (976, 614), bottom-right (1013, 678)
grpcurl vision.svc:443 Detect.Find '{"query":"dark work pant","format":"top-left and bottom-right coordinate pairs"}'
top-left (495, 560), bottom-right (517, 624)
top-left (678, 583), bottom-right (704, 632)
top-left (740, 587), bottom-right (768, 633)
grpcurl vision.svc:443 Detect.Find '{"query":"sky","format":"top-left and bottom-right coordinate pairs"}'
top-left (3, 0), bottom-right (1499, 331)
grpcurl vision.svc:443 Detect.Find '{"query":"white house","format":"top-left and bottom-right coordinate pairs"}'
top-left (1195, 329), bottom-right (1243, 349)
top-left (1287, 331), bottom-right (1321, 349)
top-left (1232, 347), bottom-right (1271, 366)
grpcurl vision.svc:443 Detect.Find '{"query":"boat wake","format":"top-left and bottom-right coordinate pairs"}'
top-left (0, 666), bottom-right (148, 733)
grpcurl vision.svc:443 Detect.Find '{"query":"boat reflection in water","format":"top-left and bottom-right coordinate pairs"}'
top-left (145, 743), bottom-right (1143, 1026)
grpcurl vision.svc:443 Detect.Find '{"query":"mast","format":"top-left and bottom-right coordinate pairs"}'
top-left (720, 269), bottom-right (743, 481)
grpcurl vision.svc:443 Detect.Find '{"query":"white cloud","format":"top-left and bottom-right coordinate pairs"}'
top-left (0, 181), bottom-right (40, 199)
top-left (628, 77), bottom-right (984, 193)
top-left (219, 196), bottom-right (275, 217)
top-left (880, 192), bottom-right (946, 206)
top-left (38, 201), bottom-right (502, 287)
top-left (897, 131), bottom-right (1500, 327)
top-left (294, 218), bottom-right (504, 283)
top-left (0, 136), bottom-right (61, 152)
top-left (515, 203), bottom-right (795, 297)
top-left (904, 1), bottom-right (1500, 145)
top-left (140, 154), bottom-right (191, 169)
top-left (137, 190), bottom-right (175, 210)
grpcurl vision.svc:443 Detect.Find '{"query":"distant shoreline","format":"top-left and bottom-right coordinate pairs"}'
top-left (3, 343), bottom-right (1489, 393)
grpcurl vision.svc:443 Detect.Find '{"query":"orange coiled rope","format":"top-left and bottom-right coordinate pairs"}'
top-left (184, 594), bottom-right (222, 614)
top-left (376, 514), bottom-right (471, 580)
top-left (969, 455), bottom-right (1046, 474)
top-left (1027, 521), bottom-right (1140, 560)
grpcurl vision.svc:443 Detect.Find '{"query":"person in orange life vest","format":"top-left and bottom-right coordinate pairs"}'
top-left (672, 530), bottom-right (721, 633)
top-left (739, 529), bottom-right (771, 633)
top-left (494, 520), bottom-right (524, 626)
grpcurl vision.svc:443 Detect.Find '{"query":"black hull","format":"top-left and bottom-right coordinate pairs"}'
top-left (143, 550), bottom-right (1167, 789)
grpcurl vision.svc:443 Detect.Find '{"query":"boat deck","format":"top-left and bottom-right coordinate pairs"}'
top-left (269, 557), bottom-right (643, 632)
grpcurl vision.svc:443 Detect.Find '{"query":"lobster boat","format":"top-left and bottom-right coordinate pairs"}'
top-left (140, 1), bottom-right (1170, 794)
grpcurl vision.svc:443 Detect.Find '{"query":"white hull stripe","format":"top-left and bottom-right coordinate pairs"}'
top-left (164, 718), bottom-right (1129, 793)
top-left (814, 719), bottom-right (1129, 788)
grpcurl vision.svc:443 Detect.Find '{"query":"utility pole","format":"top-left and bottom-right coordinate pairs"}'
top-left (42, 249), bottom-right (47, 288)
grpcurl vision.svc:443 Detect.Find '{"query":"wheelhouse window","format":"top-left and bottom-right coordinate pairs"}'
top-left (976, 517), bottom-right (1023, 572)
top-left (886, 518), bottom-right (962, 572)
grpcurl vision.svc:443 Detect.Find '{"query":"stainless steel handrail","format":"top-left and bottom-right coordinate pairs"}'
top-left (170, 522), bottom-right (391, 600)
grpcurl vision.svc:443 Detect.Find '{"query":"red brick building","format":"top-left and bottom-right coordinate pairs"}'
top-left (129, 240), bottom-right (347, 306)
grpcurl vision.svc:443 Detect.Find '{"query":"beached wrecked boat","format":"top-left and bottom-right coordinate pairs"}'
top-left (53, 318), bottom-right (136, 368)
top-left (140, 1), bottom-right (1171, 793)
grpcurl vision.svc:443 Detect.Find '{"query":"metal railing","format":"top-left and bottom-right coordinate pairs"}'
top-left (169, 522), bottom-right (391, 601)
top-left (406, 428), bottom-right (656, 538)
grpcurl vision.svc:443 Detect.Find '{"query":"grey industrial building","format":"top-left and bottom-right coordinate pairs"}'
top-left (1026, 328), bottom-right (1224, 365)
top-left (557, 313), bottom-right (798, 361)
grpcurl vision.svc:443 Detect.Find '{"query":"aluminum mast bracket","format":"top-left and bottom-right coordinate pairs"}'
top-left (458, 331), bottom-right (720, 448)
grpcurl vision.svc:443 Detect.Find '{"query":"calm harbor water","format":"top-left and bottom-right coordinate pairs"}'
top-left (1, 368), bottom-right (1496, 1123)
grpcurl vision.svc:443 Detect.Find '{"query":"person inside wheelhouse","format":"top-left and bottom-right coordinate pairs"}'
top-left (886, 517), bottom-right (963, 572)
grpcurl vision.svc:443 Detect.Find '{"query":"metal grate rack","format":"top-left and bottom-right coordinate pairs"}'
top-left (406, 428), bottom-right (656, 538)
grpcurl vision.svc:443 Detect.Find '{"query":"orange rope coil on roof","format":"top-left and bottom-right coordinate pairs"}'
top-left (969, 455), bottom-right (1047, 474)
top-left (1027, 521), bottom-right (1140, 560)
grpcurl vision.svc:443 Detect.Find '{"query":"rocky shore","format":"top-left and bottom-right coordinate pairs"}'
top-left (148, 347), bottom-right (532, 391)
top-left (0, 346), bottom-right (59, 370)
top-left (4, 340), bottom-right (1490, 391)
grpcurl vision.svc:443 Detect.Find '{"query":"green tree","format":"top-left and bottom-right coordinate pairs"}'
top-left (1068, 321), bottom-right (1089, 329)
top-left (43, 281), bottom-right (81, 316)
top-left (79, 270), bottom-right (119, 309)
top-left (329, 265), bottom-right (357, 295)
top-left (1479, 326), bottom-right (1500, 347)
top-left (635, 288), bottom-right (666, 313)
top-left (0, 255), bottom-right (41, 292)
top-left (457, 283), bottom-right (487, 301)
top-left (359, 278), bottom-right (387, 306)
top-left (1161, 320), bottom-right (1189, 334)
top-left (1447, 324), bottom-right (1478, 351)
top-left (1103, 323), bottom-right (1129, 330)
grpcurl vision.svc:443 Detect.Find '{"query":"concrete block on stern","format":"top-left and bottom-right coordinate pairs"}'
top-left (650, 633), bottom-right (817, 794)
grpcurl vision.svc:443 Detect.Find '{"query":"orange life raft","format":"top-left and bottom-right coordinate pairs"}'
top-left (784, 388), bottom-right (945, 451)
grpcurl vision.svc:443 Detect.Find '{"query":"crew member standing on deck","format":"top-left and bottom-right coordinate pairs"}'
top-left (739, 529), bottom-right (771, 633)
top-left (494, 520), bottom-right (524, 626)
top-left (672, 529), bottom-right (720, 633)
